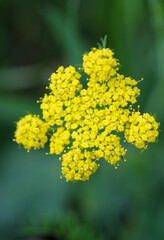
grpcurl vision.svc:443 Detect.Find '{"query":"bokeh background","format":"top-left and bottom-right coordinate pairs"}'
top-left (0, 0), bottom-right (164, 239)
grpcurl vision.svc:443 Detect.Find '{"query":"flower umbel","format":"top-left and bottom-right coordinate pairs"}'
top-left (14, 40), bottom-right (160, 182)
top-left (14, 114), bottom-right (49, 151)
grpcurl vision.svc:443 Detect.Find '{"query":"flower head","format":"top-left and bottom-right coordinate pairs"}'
top-left (14, 114), bottom-right (48, 151)
top-left (14, 42), bottom-right (160, 182)
top-left (83, 47), bottom-right (119, 83)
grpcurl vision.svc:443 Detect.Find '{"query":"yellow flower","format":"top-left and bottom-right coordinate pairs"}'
top-left (125, 112), bottom-right (159, 149)
top-left (61, 149), bottom-right (98, 181)
top-left (14, 44), bottom-right (160, 182)
top-left (49, 127), bottom-right (70, 155)
top-left (14, 114), bottom-right (48, 151)
top-left (83, 48), bottom-right (119, 83)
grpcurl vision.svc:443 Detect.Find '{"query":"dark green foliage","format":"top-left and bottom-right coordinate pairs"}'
top-left (18, 212), bottom-right (104, 240)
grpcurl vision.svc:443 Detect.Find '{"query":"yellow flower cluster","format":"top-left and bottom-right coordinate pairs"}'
top-left (14, 114), bottom-right (48, 151)
top-left (14, 45), bottom-right (159, 182)
top-left (49, 66), bottom-right (82, 100)
top-left (83, 47), bottom-right (119, 83)
top-left (125, 112), bottom-right (159, 149)
top-left (61, 149), bottom-right (98, 181)
top-left (50, 127), bottom-right (70, 155)
top-left (40, 66), bottom-right (82, 126)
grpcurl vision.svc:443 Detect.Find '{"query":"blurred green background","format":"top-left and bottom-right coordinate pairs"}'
top-left (0, 0), bottom-right (164, 239)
